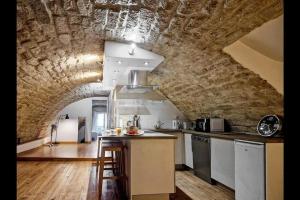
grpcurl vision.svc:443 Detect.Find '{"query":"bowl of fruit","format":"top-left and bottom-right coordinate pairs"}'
top-left (125, 126), bottom-right (142, 136)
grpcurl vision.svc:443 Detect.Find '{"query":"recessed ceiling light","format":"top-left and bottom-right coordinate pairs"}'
top-left (130, 43), bottom-right (136, 49)
top-left (144, 61), bottom-right (149, 66)
top-left (118, 60), bottom-right (122, 64)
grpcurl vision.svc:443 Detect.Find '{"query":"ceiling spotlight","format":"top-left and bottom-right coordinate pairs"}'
top-left (118, 60), bottom-right (122, 64)
top-left (144, 61), bottom-right (149, 66)
top-left (128, 43), bottom-right (136, 55)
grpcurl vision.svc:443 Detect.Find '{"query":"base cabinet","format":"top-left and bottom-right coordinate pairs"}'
top-left (211, 138), bottom-right (235, 189)
top-left (235, 140), bottom-right (283, 200)
top-left (184, 133), bottom-right (193, 169)
top-left (235, 141), bottom-right (265, 200)
top-left (168, 132), bottom-right (185, 165)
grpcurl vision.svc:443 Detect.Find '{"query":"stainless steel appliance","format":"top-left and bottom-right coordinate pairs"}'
top-left (191, 134), bottom-right (214, 184)
top-left (133, 114), bottom-right (141, 129)
top-left (195, 118), bottom-right (224, 132)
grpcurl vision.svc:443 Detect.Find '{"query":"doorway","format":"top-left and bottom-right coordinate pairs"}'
top-left (91, 100), bottom-right (108, 141)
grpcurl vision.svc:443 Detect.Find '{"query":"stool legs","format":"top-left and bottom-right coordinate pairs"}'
top-left (98, 144), bottom-right (127, 199)
top-left (96, 138), bottom-right (101, 174)
top-left (98, 145), bottom-right (105, 198)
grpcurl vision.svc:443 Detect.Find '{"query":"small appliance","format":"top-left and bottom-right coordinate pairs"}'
top-left (195, 118), bottom-right (224, 132)
top-left (172, 119), bottom-right (181, 129)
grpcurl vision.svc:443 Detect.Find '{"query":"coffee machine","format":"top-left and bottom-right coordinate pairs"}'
top-left (195, 118), bottom-right (210, 132)
top-left (195, 118), bottom-right (224, 132)
top-left (133, 114), bottom-right (141, 129)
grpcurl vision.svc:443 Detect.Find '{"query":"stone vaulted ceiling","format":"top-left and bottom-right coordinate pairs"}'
top-left (17, 0), bottom-right (283, 143)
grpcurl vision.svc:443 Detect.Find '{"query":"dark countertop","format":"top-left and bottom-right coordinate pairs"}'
top-left (182, 129), bottom-right (284, 143)
top-left (149, 128), bottom-right (182, 133)
top-left (98, 131), bottom-right (177, 140)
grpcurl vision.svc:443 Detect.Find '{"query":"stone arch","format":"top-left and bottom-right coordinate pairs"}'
top-left (17, 0), bottom-right (283, 143)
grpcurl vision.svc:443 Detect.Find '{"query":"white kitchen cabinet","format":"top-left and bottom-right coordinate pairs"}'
top-left (184, 133), bottom-right (193, 169)
top-left (235, 140), bottom-right (265, 200)
top-left (211, 138), bottom-right (235, 189)
top-left (167, 132), bottom-right (185, 165)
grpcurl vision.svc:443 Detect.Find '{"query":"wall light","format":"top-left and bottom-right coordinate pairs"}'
top-left (128, 43), bottom-right (136, 55)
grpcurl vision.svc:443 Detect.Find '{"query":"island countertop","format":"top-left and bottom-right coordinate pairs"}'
top-left (98, 130), bottom-right (177, 140)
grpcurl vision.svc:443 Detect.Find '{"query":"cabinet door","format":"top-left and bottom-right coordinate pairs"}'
top-left (211, 138), bottom-right (235, 189)
top-left (184, 133), bottom-right (193, 169)
top-left (235, 141), bottom-right (265, 200)
top-left (168, 132), bottom-right (184, 164)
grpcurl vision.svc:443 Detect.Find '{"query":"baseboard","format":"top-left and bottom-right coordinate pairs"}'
top-left (181, 164), bottom-right (193, 171)
top-left (53, 141), bottom-right (78, 144)
top-left (213, 179), bottom-right (235, 192)
top-left (175, 164), bottom-right (186, 171)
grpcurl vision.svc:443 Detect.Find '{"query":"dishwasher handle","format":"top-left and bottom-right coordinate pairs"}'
top-left (192, 135), bottom-right (210, 143)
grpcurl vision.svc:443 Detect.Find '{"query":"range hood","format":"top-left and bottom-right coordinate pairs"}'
top-left (117, 70), bottom-right (166, 101)
top-left (117, 99), bottom-right (151, 115)
top-left (119, 70), bottom-right (158, 93)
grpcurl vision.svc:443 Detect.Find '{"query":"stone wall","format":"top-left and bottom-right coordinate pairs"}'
top-left (17, 0), bottom-right (283, 143)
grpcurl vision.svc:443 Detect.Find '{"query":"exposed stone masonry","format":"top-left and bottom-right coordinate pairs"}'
top-left (17, 0), bottom-right (283, 143)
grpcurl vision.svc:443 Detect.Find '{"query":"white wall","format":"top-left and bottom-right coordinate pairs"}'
top-left (56, 119), bottom-right (78, 142)
top-left (56, 97), bottom-right (108, 142)
top-left (223, 41), bottom-right (283, 94)
top-left (117, 100), bottom-right (187, 129)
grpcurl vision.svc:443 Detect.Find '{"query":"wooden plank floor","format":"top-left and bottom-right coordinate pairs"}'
top-left (17, 161), bottom-right (234, 200)
top-left (176, 171), bottom-right (234, 200)
top-left (17, 142), bottom-right (98, 161)
top-left (17, 161), bottom-right (91, 200)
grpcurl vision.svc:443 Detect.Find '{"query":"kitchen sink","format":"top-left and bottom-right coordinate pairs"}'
top-left (142, 130), bottom-right (155, 133)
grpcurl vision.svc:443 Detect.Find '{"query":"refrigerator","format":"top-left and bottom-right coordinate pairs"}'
top-left (234, 140), bottom-right (265, 200)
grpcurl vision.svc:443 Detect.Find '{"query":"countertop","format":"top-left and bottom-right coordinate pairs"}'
top-left (98, 131), bottom-right (177, 140)
top-left (149, 128), bottom-right (182, 133)
top-left (182, 129), bottom-right (284, 143)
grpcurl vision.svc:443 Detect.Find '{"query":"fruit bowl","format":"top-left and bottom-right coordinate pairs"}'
top-left (125, 126), bottom-right (143, 135)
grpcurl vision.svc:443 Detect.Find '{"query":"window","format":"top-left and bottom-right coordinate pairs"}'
top-left (92, 112), bottom-right (107, 133)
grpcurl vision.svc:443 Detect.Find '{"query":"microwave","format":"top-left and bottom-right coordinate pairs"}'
top-left (195, 118), bottom-right (224, 132)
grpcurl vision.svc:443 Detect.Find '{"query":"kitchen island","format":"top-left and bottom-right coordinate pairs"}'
top-left (98, 131), bottom-right (177, 200)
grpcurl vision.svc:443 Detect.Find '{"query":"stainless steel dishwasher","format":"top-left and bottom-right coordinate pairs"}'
top-left (191, 134), bottom-right (214, 184)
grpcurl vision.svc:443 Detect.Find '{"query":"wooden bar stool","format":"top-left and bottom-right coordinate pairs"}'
top-left (96, 139), bottom-right (121, 174)
top-left (98, 141), bottom-right (127, 199)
